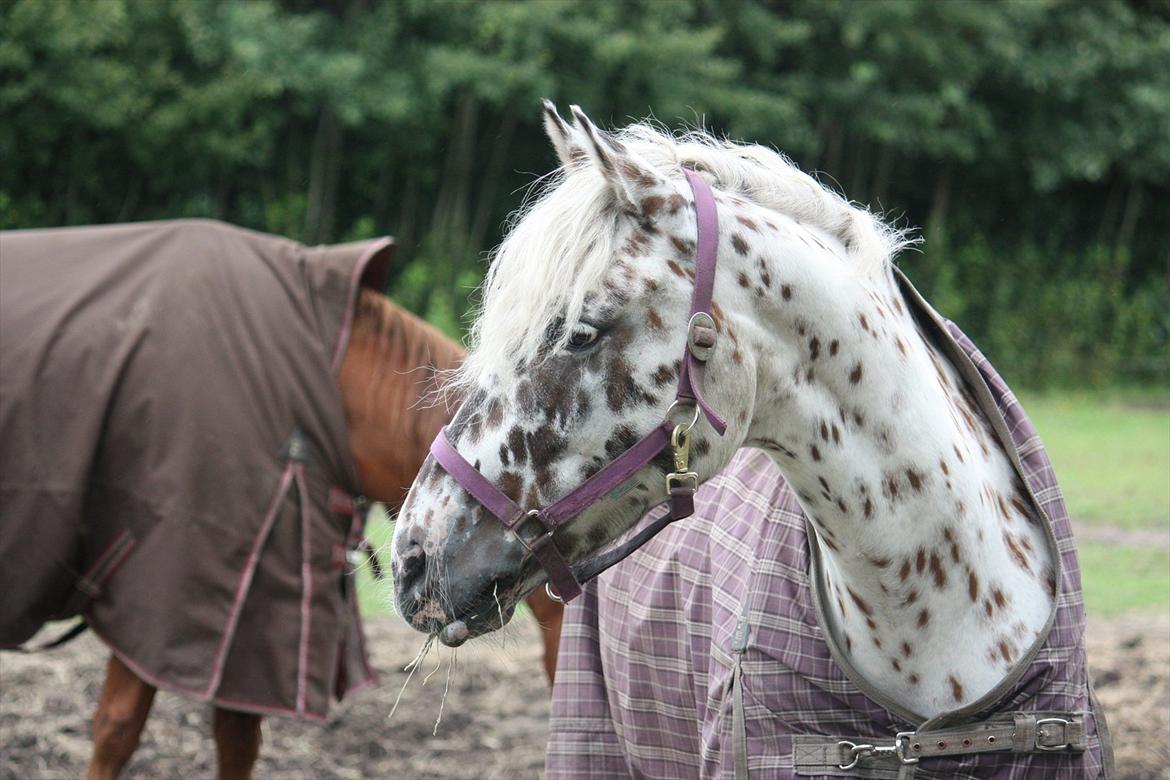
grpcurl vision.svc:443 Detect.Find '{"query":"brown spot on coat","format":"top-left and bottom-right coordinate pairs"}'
top-left (731, 233), bottom-right (749, 255)
top-left (849, 363), bottom-right (864, 384)
top-left (499, 471), bottom-right (523, 502)
top-left (917, 608), bottom-right (930, 628)
top-left (949, 674), bottom-right (964, 702)
top-left (640, 194), bottom-right (664, 218)
top-left (929, 552), bottom-right (947, 588)
top-left (652, 362), bottom-right (678, 387)
top-left (847, 587), bottom-right (873, 616)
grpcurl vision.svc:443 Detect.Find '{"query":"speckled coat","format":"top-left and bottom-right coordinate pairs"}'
top-left (546, 294), bottom-right (1112, 778)
top-left (0, 220), bottom-right (391, 720)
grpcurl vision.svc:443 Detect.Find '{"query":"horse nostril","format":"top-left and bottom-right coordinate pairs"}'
top-left (398, 541), bottom-right (426, 593)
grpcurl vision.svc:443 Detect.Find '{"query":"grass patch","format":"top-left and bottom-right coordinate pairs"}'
top-left (356, 508), bottom-right (395, 617)
top-left (352, 389), bottom-right (1169, 620)
top-left (1077, 541), bottom-right (1170, 616)
top-left (1018, 390), bottom-right (1170, 529)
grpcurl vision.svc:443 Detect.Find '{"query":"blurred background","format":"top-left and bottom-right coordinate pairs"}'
top-left (2, 0), bottom-right (1167, 388)
top-left (1, 1), bottom-right (1167, 777)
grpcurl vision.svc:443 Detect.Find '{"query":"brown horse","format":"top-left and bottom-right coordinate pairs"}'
top-left (83, 289), bottom-right (564, 779)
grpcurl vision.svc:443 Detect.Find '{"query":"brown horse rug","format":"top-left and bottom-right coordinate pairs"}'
top-left (0, 220), bottom-right (392, 719)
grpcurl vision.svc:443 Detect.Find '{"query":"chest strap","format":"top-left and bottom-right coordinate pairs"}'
top-left (792, 712), bottom-right (1087, 778)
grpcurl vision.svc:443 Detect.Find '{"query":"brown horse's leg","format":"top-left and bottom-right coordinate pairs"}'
top-left (86, 654), bottom-right (157, 780)
top-left (212, 706), bottom-right (262, 780)
top-left (525, 589), bottom-right (565, 685)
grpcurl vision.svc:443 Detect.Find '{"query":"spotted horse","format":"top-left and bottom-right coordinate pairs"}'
top-left (392, 103), bottom-right (1113, 778)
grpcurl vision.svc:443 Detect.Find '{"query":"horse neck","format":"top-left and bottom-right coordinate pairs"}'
top-left (727, 202), bottom-right (1054, 717)
top-left (338, 291), bottom-right (463, 509)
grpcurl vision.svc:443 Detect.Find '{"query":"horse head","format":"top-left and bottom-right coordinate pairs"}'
top-left (392, 104), bottom-right (758, 644)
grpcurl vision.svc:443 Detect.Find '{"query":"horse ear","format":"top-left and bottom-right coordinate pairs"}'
top-left (542, 99), bottom-right (585, 169)
top-left (568, 105), bottom-right (674, 218)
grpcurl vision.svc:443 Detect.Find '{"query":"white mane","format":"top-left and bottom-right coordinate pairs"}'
top-left (458, 123), bottom-right (913, 387)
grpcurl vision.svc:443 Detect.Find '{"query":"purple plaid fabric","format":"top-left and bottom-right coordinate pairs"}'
top-left (546, 320), bottom-right (1108, 779)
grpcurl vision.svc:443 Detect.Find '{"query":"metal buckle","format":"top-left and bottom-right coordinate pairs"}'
top-left (836, 733), bottom-right (918, 770)
top-left (666, 471), bottom-right (699, 493)
top-left (687, 311), bottom-right (716, 361)
top-left (514, 509), bottom-right (553, 553)
top-left (1035, 717), bottom-right (1072, 752)
top-left (544, 582), bottom-right (563, 603)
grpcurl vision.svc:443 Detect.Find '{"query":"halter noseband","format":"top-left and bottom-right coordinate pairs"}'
top-left (429, 169), bottom-right (726, 603)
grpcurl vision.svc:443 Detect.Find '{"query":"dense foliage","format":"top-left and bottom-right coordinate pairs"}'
top-left (2, 0), bottom-right (1166, 386)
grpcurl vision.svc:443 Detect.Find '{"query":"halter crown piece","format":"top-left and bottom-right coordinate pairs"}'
top-left (429, 169), bottom-right (726, 603)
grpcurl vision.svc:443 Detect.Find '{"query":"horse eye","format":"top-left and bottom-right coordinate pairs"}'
top-left (565, 324), bottom-right (600, 352)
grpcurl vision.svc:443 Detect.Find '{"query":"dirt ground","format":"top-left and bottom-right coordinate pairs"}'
top-left (2, 611), bottom-right (1167, 779)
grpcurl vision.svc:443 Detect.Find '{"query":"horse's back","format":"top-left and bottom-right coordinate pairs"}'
top-left (0, 221), bottom-right (379, 671)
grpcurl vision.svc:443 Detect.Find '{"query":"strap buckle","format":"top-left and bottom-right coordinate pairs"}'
top-left (687, 311), bottom-right (717, 361)
top-left (837, 732), bottom-right (919, 770)
top-left (513, 509), bottom-right (554, 554)
top-left (1035, 717), bottom-right (1072, 752)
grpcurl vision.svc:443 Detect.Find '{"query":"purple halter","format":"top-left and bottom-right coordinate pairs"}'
top-left (429, 169), bottom-right (726, 603)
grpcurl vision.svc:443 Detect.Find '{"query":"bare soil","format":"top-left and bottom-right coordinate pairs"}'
top-left (2, 612), bottom-right (1167, 779)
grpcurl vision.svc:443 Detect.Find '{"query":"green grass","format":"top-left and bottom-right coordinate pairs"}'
top-left (356, 507), bottom-right (396, 617)
top-left (355, 390), bottom-right (1170, 619)
top-left (1077, 541), bottom-right (1170, 616)
top-left (1018, 389), bottom-right (1170, 529)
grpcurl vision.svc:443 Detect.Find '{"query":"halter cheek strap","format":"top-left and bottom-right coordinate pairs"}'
top-left (429, 168), bottom-right (725, 603)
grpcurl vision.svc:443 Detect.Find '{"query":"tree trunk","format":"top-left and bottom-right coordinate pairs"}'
top-left (1095, 174), bottom-right (1125, 248)
top-left (1114, 178), bottom-right (1145, 263)
top-left (871, 144), bottom-right (895, 209)
top-left (372, 162), bottom-right (394, 236)
top-left (927, 161), bottom-right (953, 243)
top-left (823, 120), bottom-right (846, 187)
top-left (470, 109), bottom-right (519, 252)
top-left (117, 175), bottom-right (142, 222)
top-left (305, 109), bottom-right (343, 243)
top-left (848, 138), bottom-right (870, 204)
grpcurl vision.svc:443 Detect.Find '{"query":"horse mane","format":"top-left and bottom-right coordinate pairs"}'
top-left (456, 122), bottom-right (914, 389)
top-left (351, 288), bottom-right (465, 428)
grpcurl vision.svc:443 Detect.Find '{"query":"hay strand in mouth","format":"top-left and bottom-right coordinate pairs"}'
top-left (422, 644), bottom-right (444, 685)
top-left (432, 649), bottom-right (458, 736)
top-left (494, 581), bottom-right (505, 629)
top-left (388, 634), bottom-right (434, 721)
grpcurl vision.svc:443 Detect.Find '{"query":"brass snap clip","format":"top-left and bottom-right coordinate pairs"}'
top-left (665, 422), bottom-right (699, 495)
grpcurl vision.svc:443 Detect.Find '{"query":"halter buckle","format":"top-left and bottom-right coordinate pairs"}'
top-left (513, 509), bottom-right (554, 553)
top-left (687, 311), bottom-right (717, 361)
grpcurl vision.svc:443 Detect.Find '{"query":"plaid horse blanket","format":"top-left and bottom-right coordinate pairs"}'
top-left (546, 278), bottom-right (1113, 778)
top-left (0, 220), bottom-right (391, 719)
